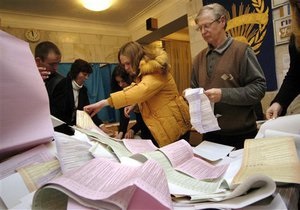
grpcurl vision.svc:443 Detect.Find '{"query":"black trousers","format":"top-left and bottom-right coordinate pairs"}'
top-left (179, 131), bottom-right (190, 142)
top-left (142, 126), bottom-right (190, 147)
top-left (203, 129), bottom-right (258, 150)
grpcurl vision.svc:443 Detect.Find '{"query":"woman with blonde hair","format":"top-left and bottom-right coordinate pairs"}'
top-left (84, 41), bottom-right (191, 147)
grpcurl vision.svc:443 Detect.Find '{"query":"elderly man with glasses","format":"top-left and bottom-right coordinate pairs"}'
top-left (190, 3), bottom-right (266, 149)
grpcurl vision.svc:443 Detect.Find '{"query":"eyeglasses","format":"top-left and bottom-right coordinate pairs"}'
top-left (196, 18), bottom-right (220, 31)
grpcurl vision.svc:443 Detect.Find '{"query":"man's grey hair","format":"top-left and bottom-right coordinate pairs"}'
top-left (194, 3), bottom-right (227, 29)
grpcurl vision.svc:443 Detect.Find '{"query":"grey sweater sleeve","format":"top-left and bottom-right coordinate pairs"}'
top-left (221, 47), bottom-right (266, 105)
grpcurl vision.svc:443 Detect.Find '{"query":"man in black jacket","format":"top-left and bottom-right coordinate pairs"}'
top-left (35, 41), bottom-right (64, 100)
top-left (266, 0), bottom-right (300, 119)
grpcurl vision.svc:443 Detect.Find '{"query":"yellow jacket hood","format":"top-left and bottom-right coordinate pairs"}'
top-left (139, 46), bottom-right (171, 76)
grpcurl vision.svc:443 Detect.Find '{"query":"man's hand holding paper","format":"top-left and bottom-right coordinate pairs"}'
top-left (184, 88), bottom-right (220, 133)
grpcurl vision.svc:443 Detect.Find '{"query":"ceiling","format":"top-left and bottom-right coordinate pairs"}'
top-left (0, 0), bottom-right (189, 41)
top-left (0, 0), bottom-right (161, 25)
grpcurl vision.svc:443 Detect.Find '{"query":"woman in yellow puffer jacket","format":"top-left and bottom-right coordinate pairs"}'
top-left (84, 41), bottom-right (191, 147)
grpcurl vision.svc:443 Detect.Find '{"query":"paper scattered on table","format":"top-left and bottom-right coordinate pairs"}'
top-left (123, 139), bottom-right (158, 154)
top-left (160, 140), bottom-right (229, 180)
top-left (193, 141), bottom-right (235, 161)
top-left (76, 110), bottom-right (109, 137)
top-left (51, 115), bottom-right (65, 127)
top-left (32, 158), bottom-right (173, 210)
top-left (0, 173), bottom-right (30, 209)
top-left (238, 193), bottom-right (287, 210)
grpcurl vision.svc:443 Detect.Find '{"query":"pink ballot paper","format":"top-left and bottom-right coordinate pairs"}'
top-left (0, 30), bottom-right (53, 160)
top-left (160, 140), bottom-right (228, 180)
top-left (32, 158), bottom-right (173, 210)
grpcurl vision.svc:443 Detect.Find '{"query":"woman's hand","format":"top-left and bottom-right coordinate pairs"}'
top-left (115, 132), bottom-right (123, 139)
top-left (124, 105), bottom-right (135, 118)
top-left (84, 99), bottom-right (109, 117)
top-left (124, 129), bottom-right (134, 139)
top-left (266, 102), bottom-right (282, 119)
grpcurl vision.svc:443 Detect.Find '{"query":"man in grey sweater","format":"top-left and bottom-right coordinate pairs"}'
top-left (191, 3), bottom-right (266, 149)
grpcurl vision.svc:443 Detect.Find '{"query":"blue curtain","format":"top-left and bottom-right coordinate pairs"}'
top-left (202, 0), bottom-right (277, 91)
top-left (58, 63), bottom-right (118, 123)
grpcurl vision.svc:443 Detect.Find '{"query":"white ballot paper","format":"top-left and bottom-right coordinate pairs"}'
top-left (0, 173), bottom-right (30, 209)
top-left (193, 141), bottom-right (235, 161)
top-left (255, 114), bottom-right (300, 139)
top-left (185, 88), bottom-right (220, 133)
top-left (51, 115), bottom-right (65, 127)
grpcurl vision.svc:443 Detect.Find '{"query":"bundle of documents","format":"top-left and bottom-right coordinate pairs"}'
top-left (255, 114), bottom-right (300, 157)
top-left (32, 158), bottom-right (172, 210)
top-left (184, 88), bottom-right (220, 133)
top-left (232, 137), bottom-right (300, 185)
top-left (0, 144), bottom-right (59, 209)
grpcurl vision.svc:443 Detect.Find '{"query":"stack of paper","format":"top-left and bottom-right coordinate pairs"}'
top-left (32, 158), bottom-right (173, 210)
top-left (255, 114), bottom-right (300, 157)
top-left (232, 137), bottom-right (300, 185)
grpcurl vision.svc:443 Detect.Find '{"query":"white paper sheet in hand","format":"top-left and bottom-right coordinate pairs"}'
top-left (185, 88), bottom-right (220, 133)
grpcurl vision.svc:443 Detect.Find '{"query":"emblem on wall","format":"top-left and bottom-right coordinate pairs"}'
top-left (226, 0), bottom-right (269, 55)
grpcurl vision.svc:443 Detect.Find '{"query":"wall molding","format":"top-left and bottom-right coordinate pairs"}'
top-left (128, 0), bottom-right (189, 41)
top-left (0, 0), bottom-right (189, 40)
top-left (0, 10), bottom-right (129, 36)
